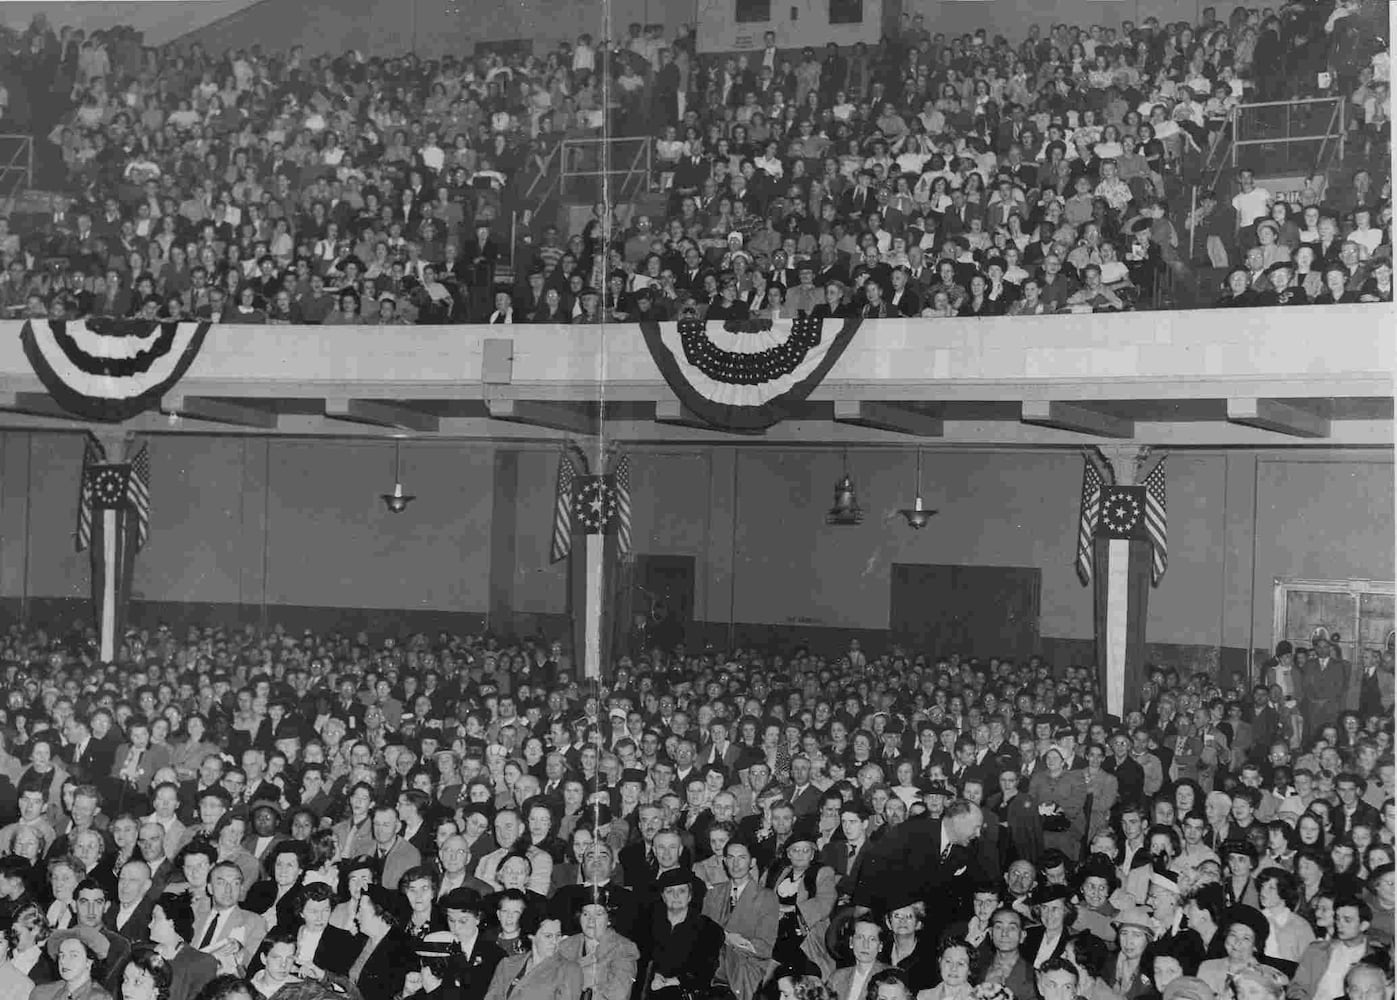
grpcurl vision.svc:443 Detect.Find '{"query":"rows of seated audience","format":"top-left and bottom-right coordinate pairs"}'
top-left (0, 3), bottom-right (1387, 326)
top-left (0, 621), bottom-right (1391, 1000)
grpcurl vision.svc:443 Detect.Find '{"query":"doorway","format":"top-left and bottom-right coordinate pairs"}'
top-left (890, 563), bottom-right (1041, 661)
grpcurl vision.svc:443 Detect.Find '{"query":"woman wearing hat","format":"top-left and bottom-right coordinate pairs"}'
top-left (33, 927), bottom-right (110, 1000)
top-left (1111, 905), bottom-right (1156, 999)
top-left (555, 895), bottom-right (639, 1000)
top-left (1023, 885), bottom-right (1076, 970)
top-left (1196, 906), bottom-right (1289, 995)
top-left (765, 835), bottom-right (837, 977)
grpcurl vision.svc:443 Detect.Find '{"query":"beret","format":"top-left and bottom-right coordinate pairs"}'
top-left (655, 868), bottom-right (694, 890)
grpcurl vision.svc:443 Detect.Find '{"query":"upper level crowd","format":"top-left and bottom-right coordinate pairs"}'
top-left (0, 1), bottom-right (1388, 327)
top-left (0, 619), bottom-right (1391, 1000)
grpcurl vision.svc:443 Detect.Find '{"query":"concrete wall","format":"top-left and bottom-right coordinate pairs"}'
top-left (174, 0), bottom-right (699, 60)
top-left (1, 431), bottom-right (1390, 671)
top-left (902, 0), bottom-right (1252, 40)
top-left (1, 1), bottom-right (263, 46)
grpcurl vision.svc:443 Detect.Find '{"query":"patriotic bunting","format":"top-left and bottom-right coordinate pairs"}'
top-left (20, 318), bottom-right (211, 422)
top-left (638, 315), bottom-right (863, 431)
top-left (78, 438), bottom-right (153, 662)
top-left (549, 451), bottom-right (635, 564)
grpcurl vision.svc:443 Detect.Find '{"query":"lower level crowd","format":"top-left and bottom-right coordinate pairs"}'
top-left (0, 626), bottom-right (1391, 1000)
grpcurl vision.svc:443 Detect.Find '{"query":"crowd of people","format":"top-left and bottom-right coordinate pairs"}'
top-left (0, 1), bottom-right (1388, 326)
top-left (0, 620), bottom-right (1390, 1000)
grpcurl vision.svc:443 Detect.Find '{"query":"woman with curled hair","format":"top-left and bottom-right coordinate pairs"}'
top-left (117, 945), bottom-right (173, 1000)
top-left (1256, 868), bottom-right (1314, 962)
top-left (1072, 855), bottom-right (1120, 945)
top-left (1062, 932), bottom-right (1115, 1000)
top-left (6, 902), bottom-right (54, 983)
top-left (189, 974), bottom-right (254, 1000)
top-left (863, 968), bottom-right (912, 1000)
top-left (0, 910), bottom-right (36, 1000)
top-left (916, 938), bottom-right (973, 1000)
top-left (147, 892), bottom-right (217, 1000)
top-left (770, 969), bottom-right (835, 1000)
top-left (300, 829), bottom-right (339, 888)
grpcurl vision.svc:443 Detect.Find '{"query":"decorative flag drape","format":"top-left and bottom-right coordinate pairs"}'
top-left (550, 452), bottom-right (577, 563)
top-left (1088, 453), bottom-right (1168, 719)
top-left (638, 315), bottom-right (863, 430)
top-left (1143, 457), bottom-right (1168, 585)
top-left (1075, 456), bottom-right (1106, 586)
top-left (20, 318), bottom-right (211, 421)
top-left (77, 438), bottom-right (152, 662)
top-left (613, 454), bottom-right (632, 558)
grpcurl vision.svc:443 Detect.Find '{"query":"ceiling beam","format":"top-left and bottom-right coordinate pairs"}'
top-left (0, 391), bottom-right (88, 420)
top-left (833, 401), bottom-right (944, 437)
top-left (325, 399), bottom-right (439, 433)
top-left (654, 399), bottom-right (766, 435)
top-left (1226, 398), bottom-right (1330, 438)
top-left (486, 399), bottom-right (597, 436)
top-left (1020, 400), bottom-right (1134, 438)
top-left (163, 395), bottom-right (280, 429)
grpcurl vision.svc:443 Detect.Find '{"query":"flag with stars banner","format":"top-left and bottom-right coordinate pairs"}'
top-left (1096, 486), bottom-right (1149, 541)
top-left (638, 315), bottom-right (863, 431)
top-left (78, 439), bottom-right (153, 662)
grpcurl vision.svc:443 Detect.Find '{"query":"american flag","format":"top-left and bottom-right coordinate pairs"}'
top-left (127, 444), bottom-right (151, 549)
top-left (1144, 458), bottom-right (1168, 585)
top-left (76, 435), bottom-right (104, 552)
top-left (550, 452), bottom-right (577, 563)
top-left (1076, 456), bottom-right (1104, 586)
top-left (613, 454), bottom-right (632, 558)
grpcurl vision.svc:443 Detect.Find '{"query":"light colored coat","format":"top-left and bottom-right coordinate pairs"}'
top-left (702, 879), bottom-right (780, 1000)
top-left (557, 930), bottom-right (640, 1000)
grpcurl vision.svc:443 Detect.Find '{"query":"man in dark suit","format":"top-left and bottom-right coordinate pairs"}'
top-left (1300, 637), bottom-right (1350, 736)
top-left (62, 717), bottom-right (110, 785)
top-left (971, 906), bottom-right (1037, 998)
top-left (842, 171), bottom-right (877, 219)
top-left (698, 721), bottom-right (743, 772)
top-left (821, 802), bottom-right (875, 902)
top-left (858, 799), bottom-right (987, 942)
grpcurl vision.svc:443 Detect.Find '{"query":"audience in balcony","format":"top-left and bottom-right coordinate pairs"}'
top-left (0, 4), bottom-right (1387, 324)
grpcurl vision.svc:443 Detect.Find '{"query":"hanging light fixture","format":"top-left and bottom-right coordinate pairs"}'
top-left (380, 438), bottom-right (416, 513)
top-left (897, 448), bottom-right (938, 530)
top-left (826, 450), bottom-right (864, 526)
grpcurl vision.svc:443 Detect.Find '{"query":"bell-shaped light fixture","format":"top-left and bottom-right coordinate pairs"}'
top-left (826, 453), bottom-right (864, 525)
top-left (380, 439), bottom-right (416, 513)
top-left (897, 449), bottom-right (938, 529)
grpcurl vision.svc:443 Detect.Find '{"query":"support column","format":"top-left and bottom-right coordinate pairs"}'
top-left (488, 448), bottom-right (520, 634)
top-left (1095, 445), bottom-right (1152, 721)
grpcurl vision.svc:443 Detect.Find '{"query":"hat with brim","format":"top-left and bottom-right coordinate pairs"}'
top-left (1112, 904), bottom-right (1157, 938)
top-left (1162, 976), bottom-right (1216, 1000)
top-left (47, 926), bottom-right (110, 960)
top-left (655, 868), bottom-right (694, 891)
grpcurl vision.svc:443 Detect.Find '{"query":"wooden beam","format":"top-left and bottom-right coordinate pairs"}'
top-left (486, 399), bottom-right (596, 436)
top-left (654, 399), bottom-right (766, 435)
top-left (1226, 398), bottom-right (1330, 438)
top-left (1021, 401), bottom-right (1134, 438)
top-left (833, 401), bottom-right (943, 437)
top-left (325, 399), bottom-right (439, 433)
top-left (163, 395), bottom-right (280, 429)
top-left (0, 392), bottom-right (88, 420)
top-left (481, 339), bottom-right (514, 384)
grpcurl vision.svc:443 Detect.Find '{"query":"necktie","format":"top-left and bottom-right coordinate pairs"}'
top-left (730, 884), bottom-right (741, 912)
top-left (200, 911), bottom-right (221, 948)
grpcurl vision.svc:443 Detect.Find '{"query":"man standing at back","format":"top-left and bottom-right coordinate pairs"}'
top-left (1301, 637), bottom-right (1349, 739)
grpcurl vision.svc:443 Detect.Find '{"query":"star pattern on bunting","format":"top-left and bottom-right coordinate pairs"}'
top-left (90, 467), bottom-right (129, 510)
top-left (1101, 487), bottom-right (1143, 535)
top-left (574, 477), bottom-right (616, 533)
